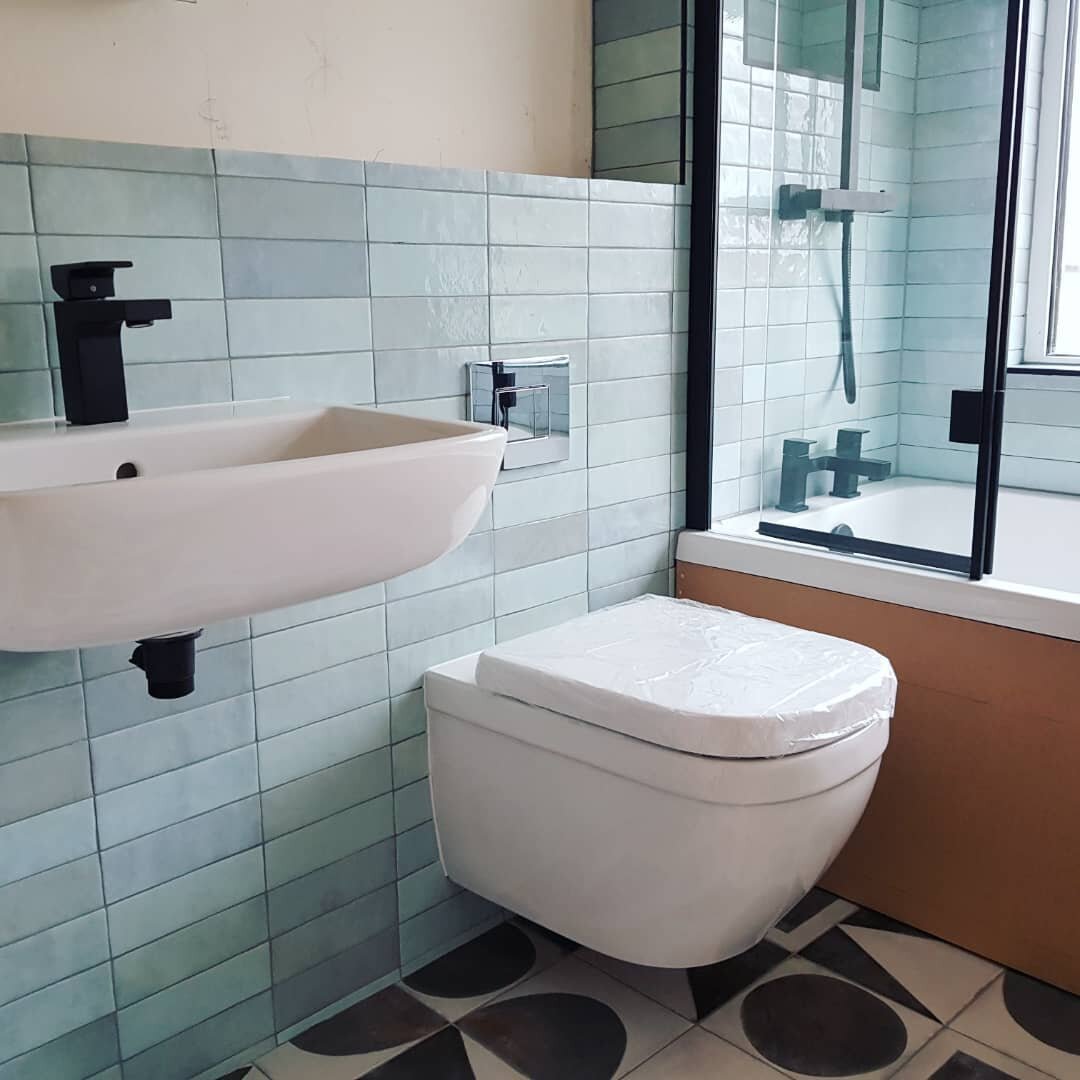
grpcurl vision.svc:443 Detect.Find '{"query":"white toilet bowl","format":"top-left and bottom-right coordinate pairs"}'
top-left (424, 596), bottom-right (895, 969)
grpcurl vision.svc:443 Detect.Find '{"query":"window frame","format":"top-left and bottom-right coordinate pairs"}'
top-left (1025, 0), bottom-right (1080, 365)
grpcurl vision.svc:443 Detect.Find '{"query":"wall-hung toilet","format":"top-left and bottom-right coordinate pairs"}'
top-left (424, 595), bottom-right (896, 969)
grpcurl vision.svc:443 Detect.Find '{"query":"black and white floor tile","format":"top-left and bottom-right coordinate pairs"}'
top-left (250, 895), bottom-right (1080, 1080)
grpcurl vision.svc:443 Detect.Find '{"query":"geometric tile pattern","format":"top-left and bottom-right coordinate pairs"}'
top-left (252, 897), bottom-right (1080, 1079)
top-left (0, 132), bottom-right (688, 1077)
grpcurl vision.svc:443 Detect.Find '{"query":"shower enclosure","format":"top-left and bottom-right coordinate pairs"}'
top-left (686, 0), bottom-right (1039, 581)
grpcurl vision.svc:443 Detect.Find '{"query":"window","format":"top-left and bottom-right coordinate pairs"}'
top-left (1027, 0), bottom-right (1080, 363)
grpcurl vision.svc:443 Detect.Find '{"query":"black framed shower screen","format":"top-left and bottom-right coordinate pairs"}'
top-left (682, 0), bottom-right (1033, 581)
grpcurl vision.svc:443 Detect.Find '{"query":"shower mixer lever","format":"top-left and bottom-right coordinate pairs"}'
top-left (778, 184), bottom-right (897, 221)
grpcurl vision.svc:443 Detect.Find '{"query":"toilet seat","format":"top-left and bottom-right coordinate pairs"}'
top-left (426, 653), bottom-right (889, 805)
top-left (473, 594), bottom-right (896, 759)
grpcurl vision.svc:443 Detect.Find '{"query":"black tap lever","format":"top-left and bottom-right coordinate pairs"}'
top-left (51, 261), bottom-right (172, 426)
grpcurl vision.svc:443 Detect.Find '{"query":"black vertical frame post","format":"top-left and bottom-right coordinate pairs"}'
top-left (970, 0), bottom-right (1031, 580)
top-left (684, 0), bottom-right (722, 530)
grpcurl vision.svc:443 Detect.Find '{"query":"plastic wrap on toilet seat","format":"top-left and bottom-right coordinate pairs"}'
top-left (474, 594), bottom-right (897, 758)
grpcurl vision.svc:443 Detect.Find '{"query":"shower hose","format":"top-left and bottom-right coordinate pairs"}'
top-left (841, 213), bottom-right (857, 404)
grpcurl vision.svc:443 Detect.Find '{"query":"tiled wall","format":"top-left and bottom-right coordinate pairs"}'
top-left (0, 133), bottom-right (688, 1079)
top-left (712, 0), bottom-right (915, 518)
top-left (593, 0), bottom-right (691, 182)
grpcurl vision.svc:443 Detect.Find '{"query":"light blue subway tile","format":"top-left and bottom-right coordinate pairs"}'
top-left (595, 70), bottom-right (683, 129)
top-left (488, 172), bottom-right (589, 199)
top-left (231, 350), bottom-right (374, 404)
top-left (589, 292), bottom-right (672, 337)
top-left (373, 345), bottom-right (484, 402)
top-left (251, 607), bottom-right (385, 689)
top-left (371, 296), bottom-right (488, 350)
top-left (589, 202), bottom-right (675, 248)
top-left (217, 177), bottom-right (366, 241)
top-left (0, 1014), bottom-right (117, 1080)
top-left (491, 338), bottom-right (589, 383)
top-left (493, 513), bottom-right (588, 573)
top-left (121, 991), bottom-right (273, 1080)
top-left (494, 553), bottom-right (587, 617)
top-left (391, 691), bottom-right (426, 745)
top-left (0, 685), bottom-right (84, 768)
top-left (392, 734), bottom-right (428, 790)
top-left (913, 142), bottom-right (1000, 184)
top-left (588, 375), bottom-right (672, 424)
top-left (904, 283), bottom-right (989, 318)
top-left (30, 166), bottom-right (217, 237)
top-left (226, 298), bottom-right (371, 357)
top-left (0, 741), bottom-right (90, 828)
top-left (261, 747), bottom-right (392, 841)
top-left (266, 838), bottom-right (395, 937)
top-left (107, 847), bottom-right (266, 957)
top-left (492, 470), bottom-right (588, 528)
top-left (0, 134), bottom-right (26, 163)
top-left (386, 577), bottom-right (493, 650)
top-left (123, 360), bottom-right (232, 410)
top-left (489, 195), bottom-right (588, 247)
top-left (99, 795), bottom-right (261, 904)
top-left (0, 963), bottom-right (114, 1067)
top-left (588, 334), bottom-right (671, 381)
top-left (366, 188), bottom-right (487, 245)
top-left (916, 69), bottom-right (1002, 114)
top-left (369, 243), bottom-right (487, 297)
top-left (0, 855), bottom-right (101, 950)
top-left (221, 239), bottom-right (369, 298)
top-left (594, 117), bottom-right (683, 172)
top-left (376, 395), bottom-right (466, 422)
top-left (385, 531), bottom-right (493, 600)
top-left (79, 620), bottom-right (248, 682)
top-left (393, 779), bottom-right (432, 833)
top-left (396, 822), bottom-right (439, 878)
top-left (272, 927), bottom-right (398, 1034)
top-left (489, 246), bottom-right (589, 295)
top-left (253, 652), bottom-right (388, 740)
top-left (365, 161), bottom-right (485, 192)
top-left (495, 593), bottom-right (589, 643)
top-left (588, 416), bottom-right (671, 466)
top-left (0, 304), bottom-right (47, 372)
top-left (589, 569), bottom-right (671, 611)
top-left (117, 945), bottom-right (270, 1059)
top-left (914, 106), bottom-right (1001, 149)
top-left (491, 295), bottom-right (588, 343)
top-left (27, 137), bottom-right (211, 174)
top-left (588, 533), bottom-right (670, 589)
top-left (0, 237), bottom-right (40, 302)
top-left (589, 248), bottom-right (674, 293)
top-left (83, 641), bottom-right (252, 738)
top-left (251, 585), bottom-right (383, 637)
top-left (398, 890), bottom-right (499, 967)
top-left (0, 371), bottom-right (52, 420)
top-left (398, 863), bottom-right (458, 923)
top-left (215, 150), bottom-right (365, 184)
top-left (388, 622), bottom-right (494, 697)
top-left (0, 910), bottom-right (109, 1008)
top-left (95, 746), bottom-right (258, 849)
top-left (271, 884), bottom-right (396, 984)
top-left (920, 0), bottom-right (1006, 42)
top-left (0, 164), bottom-right (33, 232)
top-left (589, 494), bottom-right (671, 548)
top-left (258, 701), bottom-right (389, 790)
top-left (0, 799), bottom-right (97, 889)
top-left (112, 896), bottom-right (267, 1009)
top-left (264, 793), bottom-right (394, 889)
top-left (588, 455), bottom-right (670, 508)
top-left (907, 214), bottom-right (995, 251)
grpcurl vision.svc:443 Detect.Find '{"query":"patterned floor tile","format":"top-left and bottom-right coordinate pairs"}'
top-left (801, 909), bottom-right (1001, 1024)
top-left (579, 938), bottom-right (790, 1021)
top-left (765, 887), bottom-right (859, 952)
top-left (460, 954), bottom-right (691, 1079)
top-left (892, 1029), bottom-right (1058, 1079)
top-left (257, 985), bottom-right (446, 1080)
top-left (700, 955), bottom-right (940, 1079)
top-left (219, 1069), bottom-right (271, 1080)
top-left (359, 1027), bottom-right (527, 1079)
top-left (403, 919), bottom-right (571, 1022)
top-left (951, 972), bottom-right (1080, 1079)
top-left (623, 1027), bottom-right (785, 1078)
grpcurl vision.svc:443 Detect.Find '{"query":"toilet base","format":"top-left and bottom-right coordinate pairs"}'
top-left (428, 705), bottom-right (884, 969)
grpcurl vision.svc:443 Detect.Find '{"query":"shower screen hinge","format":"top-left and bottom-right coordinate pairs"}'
top-left (949, 388), bottom-right (1003, 445)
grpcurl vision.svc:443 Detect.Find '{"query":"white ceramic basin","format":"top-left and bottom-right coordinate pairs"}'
top-left (0, 401), bottom-right (506, 650)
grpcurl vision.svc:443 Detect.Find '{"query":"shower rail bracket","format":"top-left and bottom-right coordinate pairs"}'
top-left (778, 184), bottom-right (898, 221)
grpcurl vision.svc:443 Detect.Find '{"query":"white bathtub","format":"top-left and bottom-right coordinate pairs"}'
top-left (677, 477), bottom-right (1080, 641)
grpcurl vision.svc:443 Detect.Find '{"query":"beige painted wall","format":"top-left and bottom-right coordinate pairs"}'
top-left (0, 0), bottom-right (592, 176)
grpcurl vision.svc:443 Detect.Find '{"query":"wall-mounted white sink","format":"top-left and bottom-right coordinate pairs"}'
top-left (0, 401), bottom-right (506, 650)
